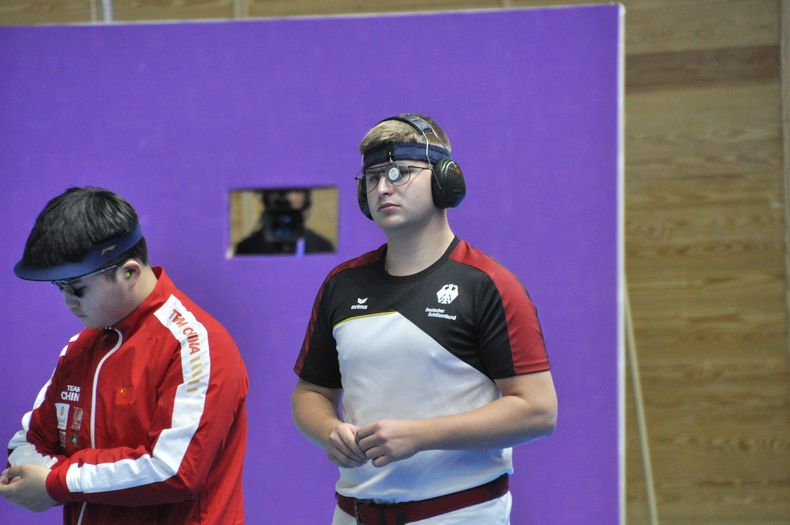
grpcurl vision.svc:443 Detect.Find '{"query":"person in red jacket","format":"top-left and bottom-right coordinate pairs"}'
top-left (0, 186), bottom-right (248, 524)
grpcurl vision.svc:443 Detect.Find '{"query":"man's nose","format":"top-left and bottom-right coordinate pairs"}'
top-left (64, 292), bottom-right (79, 307)
top-left (375, 175), bottom-right (394, 194)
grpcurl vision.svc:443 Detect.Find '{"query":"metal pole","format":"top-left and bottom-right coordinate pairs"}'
top-left (625, 282), bottom-right (660, 525)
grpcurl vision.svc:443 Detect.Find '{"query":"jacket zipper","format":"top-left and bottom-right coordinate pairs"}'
top-left (76, 328), bottom-right (124, 525)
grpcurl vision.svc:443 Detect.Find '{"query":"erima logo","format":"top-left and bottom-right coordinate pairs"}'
top-left (351, 298), bottom-right (368, 310)
top-left (436, 284), bottom-right (459, 305)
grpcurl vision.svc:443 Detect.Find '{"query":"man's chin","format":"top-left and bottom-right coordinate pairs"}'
top-left (78, 317), bottom-right (100, 329)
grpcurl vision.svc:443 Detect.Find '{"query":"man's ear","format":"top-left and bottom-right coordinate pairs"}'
top-left (119, 260), bottom-right (142, 283)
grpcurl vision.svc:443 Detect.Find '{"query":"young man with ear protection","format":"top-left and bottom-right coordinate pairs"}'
top-left (292, 114), bottom-right (558, 524)
top-left (0, 187), bottom-right (248, 525)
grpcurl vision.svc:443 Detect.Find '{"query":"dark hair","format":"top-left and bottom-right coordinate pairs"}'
top-left (260, 188), bottom-right (312, 211)
top-left (21, 186), bottom-right (148, 271)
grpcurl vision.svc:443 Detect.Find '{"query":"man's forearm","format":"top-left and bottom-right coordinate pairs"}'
top-left (417, 393), bottom-right (556, 451)
top-left (356, 372), bottom-right (558, 466)
top-left (291, 387), bottom-right (343, 448)
top-left (419, 372), bottom-right (557, 451)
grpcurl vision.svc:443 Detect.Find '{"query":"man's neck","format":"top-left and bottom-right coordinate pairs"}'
top-left (384, 223), bottom-right (455, 276)
top-left (106, 266), bottom-right (159, 328)
top-left (134, 267), bottom-right (159, 304)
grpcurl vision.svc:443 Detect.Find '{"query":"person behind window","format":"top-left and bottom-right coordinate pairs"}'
top-left (235, 188), bottom-right (334, 256)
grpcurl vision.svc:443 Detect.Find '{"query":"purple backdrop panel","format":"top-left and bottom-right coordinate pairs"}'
top-left (0, 5), bottom-right (622, 524)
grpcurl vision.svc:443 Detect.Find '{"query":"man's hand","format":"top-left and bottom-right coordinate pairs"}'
top-left (0, 464), bottom-right (57, 512)
top-left (326, 422), bottom-right (368, 468)
top-left (356, 419), bottom-right (423, 467)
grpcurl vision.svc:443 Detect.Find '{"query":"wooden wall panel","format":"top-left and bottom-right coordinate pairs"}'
top-left (0, 0), bottom-right (94, 24)
top-left (110, 0), bottom-right (234, 21)
top-left (624, 0), bottom-right (789, 522)
top-left (622, 0), bottom-right (780, 54)
top-left (783, 0), bottom-right (790, 388)
top-left (627, 45), bottom-right (779, 92)
top-left (246, 0), bottom-right (501, 18)
top-left (2, 1), bottom-right (789, 524)
top-left (627, 86), bottom-right (781, 182)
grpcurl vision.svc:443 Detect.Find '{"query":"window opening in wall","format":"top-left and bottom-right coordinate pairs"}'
top-left (229, 187), bottom-right (337, 257)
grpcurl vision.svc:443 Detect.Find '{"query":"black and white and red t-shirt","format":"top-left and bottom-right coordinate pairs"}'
top-left (295, 237), bottom-right (550, 503)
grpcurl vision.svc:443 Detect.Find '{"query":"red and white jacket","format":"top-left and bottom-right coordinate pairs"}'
top-left (7, 268), bottom-right (248, 524)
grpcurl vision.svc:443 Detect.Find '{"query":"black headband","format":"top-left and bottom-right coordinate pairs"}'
top-left (362, 142), bottom-right (451, 170)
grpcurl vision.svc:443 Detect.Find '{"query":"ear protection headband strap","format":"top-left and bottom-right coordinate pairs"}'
top-left (363, 142), bottom-right (451, 169)
top-left (378, 114), bottom-right (435, 133)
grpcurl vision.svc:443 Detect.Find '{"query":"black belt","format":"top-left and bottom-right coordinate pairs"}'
top-left (336, 474), bottom-right (509, 525)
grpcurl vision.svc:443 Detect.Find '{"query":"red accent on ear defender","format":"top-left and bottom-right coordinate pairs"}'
top-left (430, 159), bottom-right (466, 209)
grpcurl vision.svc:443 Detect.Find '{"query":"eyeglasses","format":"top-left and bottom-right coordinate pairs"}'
top-left (51, 264), bottom-right (121, 298)
top-left (356, 163), bottom-right (429, 193)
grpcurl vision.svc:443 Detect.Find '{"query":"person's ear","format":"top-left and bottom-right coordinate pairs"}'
top-left (119, 261), bottom-right (142, 284)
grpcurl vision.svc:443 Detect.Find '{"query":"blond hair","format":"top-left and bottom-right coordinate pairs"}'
top-left (359, 114), bottom-right (452, 154)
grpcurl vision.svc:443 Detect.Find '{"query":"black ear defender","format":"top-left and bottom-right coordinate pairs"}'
top-left (357, 114), bottom-right (466, 220)
top-left (357, 177), bottom-right (373, 220)
top-left (387, 114), bottom-right (466, 210)
top-left (430, 158), bottom-right (466, 209)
